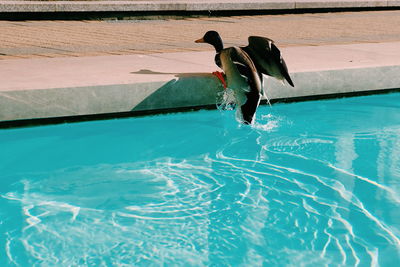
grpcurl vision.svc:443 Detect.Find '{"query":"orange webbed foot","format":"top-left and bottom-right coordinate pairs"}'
top-left (212, 71), bottom-right (227, 89)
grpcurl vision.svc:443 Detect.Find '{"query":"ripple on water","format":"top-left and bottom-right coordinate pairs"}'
top-left (3, 158), bottom-right (223, 266)
top-left (3, 150), bottom-right (400, 266)
top-left (211, 123), bottom-right (400, 266)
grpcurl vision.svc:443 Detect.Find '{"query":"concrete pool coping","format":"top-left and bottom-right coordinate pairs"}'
top-left (1, 0), bottom-right (399, 14)
top-left (1, 41), bottom-right (400, 126)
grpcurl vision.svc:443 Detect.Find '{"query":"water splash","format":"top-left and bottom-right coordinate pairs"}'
top-left (216, 88), bottom-right (236, 111)
top-left (252, 113), bottom-right (282, 132)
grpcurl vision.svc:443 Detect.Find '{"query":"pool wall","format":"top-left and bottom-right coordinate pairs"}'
top-left (1, 41), bottom-right (400, 126)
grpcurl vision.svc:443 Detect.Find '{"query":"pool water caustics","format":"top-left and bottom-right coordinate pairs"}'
top-left (1, 93), bottom-right (400, 266)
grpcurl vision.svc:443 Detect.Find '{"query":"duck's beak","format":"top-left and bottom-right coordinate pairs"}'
top-left (195, 37), bottom-right (205, 43)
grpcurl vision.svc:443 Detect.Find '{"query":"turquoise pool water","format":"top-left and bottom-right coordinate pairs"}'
top-left (1, 93), bottom-right (400, 266)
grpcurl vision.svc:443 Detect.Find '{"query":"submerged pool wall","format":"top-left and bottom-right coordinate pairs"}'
top-left (1, 42), bottom-right (400, 127)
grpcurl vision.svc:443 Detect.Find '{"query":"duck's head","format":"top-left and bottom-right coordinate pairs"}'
top-left (195, 31), bottom-right (223, 52)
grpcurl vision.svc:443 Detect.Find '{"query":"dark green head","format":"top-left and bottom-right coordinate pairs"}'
top-left (195, 31), bottom-right (224, 52)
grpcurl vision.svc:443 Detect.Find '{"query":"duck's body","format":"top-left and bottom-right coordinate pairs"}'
top-left (219, 47), bottom-right (262, 123)
top-left (196, 31), bottom-right (293, 124)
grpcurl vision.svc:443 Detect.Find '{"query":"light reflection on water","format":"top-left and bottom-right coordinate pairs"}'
top-left (1, 93), bottom-right (400, 266)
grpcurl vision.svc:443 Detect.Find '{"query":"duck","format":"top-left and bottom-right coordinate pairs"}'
top-left (195, 30), bottom-right (294, 124)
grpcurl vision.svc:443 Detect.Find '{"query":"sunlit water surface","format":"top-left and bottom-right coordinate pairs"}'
top-left (1, 93), bottom-right (400, 266)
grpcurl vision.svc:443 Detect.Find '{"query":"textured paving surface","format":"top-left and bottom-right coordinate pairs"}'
top-left (1, 10), bottom-right (400, 59)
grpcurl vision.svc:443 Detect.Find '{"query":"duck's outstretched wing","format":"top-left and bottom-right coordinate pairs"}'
top-left (242, 36), bottom-right (294, 87)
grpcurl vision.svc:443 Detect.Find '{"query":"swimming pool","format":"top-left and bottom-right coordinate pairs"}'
top-left (1, 93), bottom-right (399, 266)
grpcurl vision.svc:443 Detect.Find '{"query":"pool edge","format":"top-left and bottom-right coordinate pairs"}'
top-left (2, 42), bottom-right (400, 128)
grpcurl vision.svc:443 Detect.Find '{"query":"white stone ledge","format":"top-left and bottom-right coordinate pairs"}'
top-left (0, 0), bottom-right (399, 13)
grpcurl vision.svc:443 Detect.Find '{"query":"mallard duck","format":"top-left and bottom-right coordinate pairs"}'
top-left (195, 30), bottom-right (294, 124)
